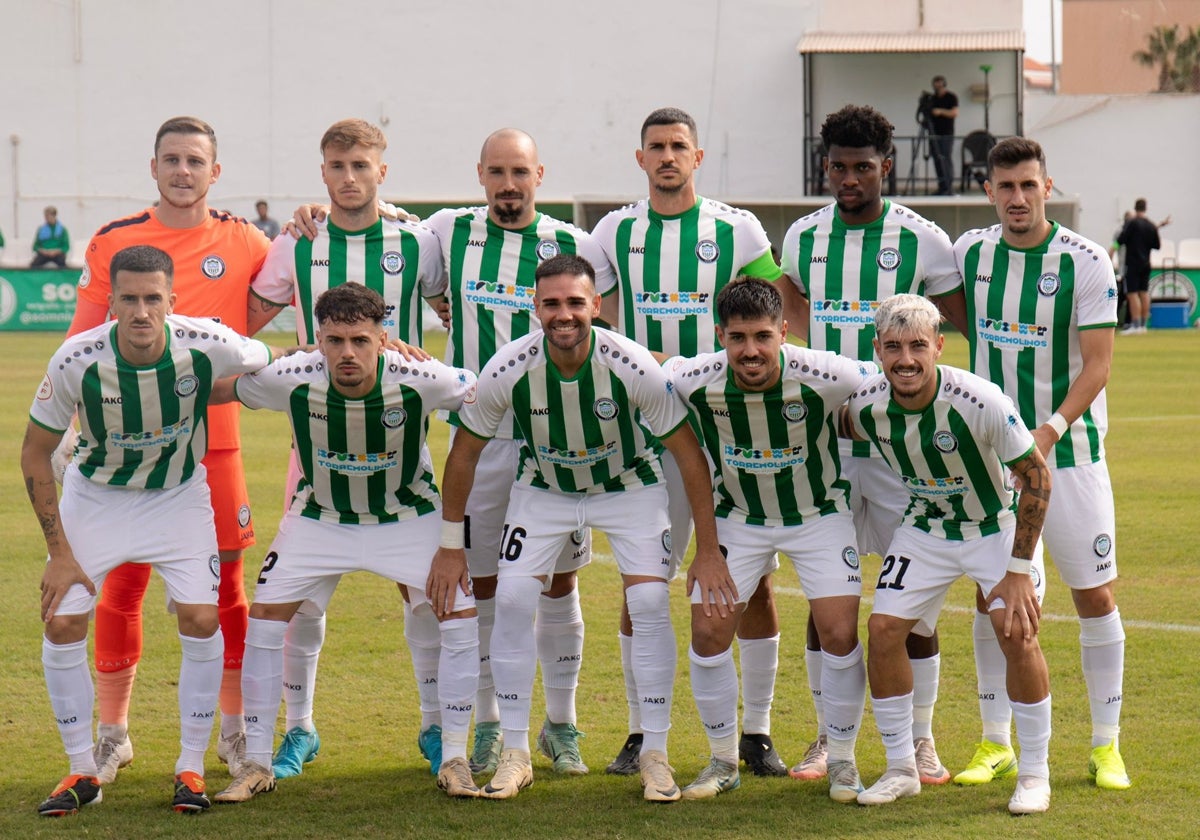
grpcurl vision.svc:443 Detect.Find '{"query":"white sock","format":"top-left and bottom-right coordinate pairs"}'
top-left (536, 588), bottom-right (584, 725)
top-left (910, 652), bottom-right (939, 741)
top-left (871, 692), bottom-right (916, 767)
top-left (43, 637), bottom-right (96, 774)
top-left (973, 611), bottom-right (1012, 746)
top-left (822, 644), bottom-right (866, 762)
top-left (282, 605), bottom-right (324, 732)
top-left (404, 600), bottom-right (442, 730)
top-left (1080, 609), bottom-right (1125, 747)
top-left (242, 618), bottom-right (287, 768)
top-left (1012, 695), bottom-right (1052, 779)
top-left (689, 646), bottom-right (739, 764)
top-left (490, 576), bottom-right (542, 753)
top-left (438, 615), bottom-right (479, 762)
top-left (805, 646), bottom-right (825, 734)
top-left (626, 582), bottom-right (675, 755)
top-left (619, 631), bottom-right (641, 733)
top-left (736, 634), bottom-right (778, 735)
top-left (177, 631), bottom-right (223, 775)
top-left (474, 597), bottom-right (499, 723)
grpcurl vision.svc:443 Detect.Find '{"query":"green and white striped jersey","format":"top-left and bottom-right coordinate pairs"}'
top-left (667, 345), bottom-right (872, 526)
top-left (954, 222), bottom-right (1118, 468)
top-left (30, 315), bottom-right (272, 489)
top-left (251, 217), bottom-right (445, 344)
top-left (235, 349), bottom-right (476, 524)
top-left (459, 328), bottom-right (687, 494)
top-left (847, 365), bottom-right (1035, 541)
top-left (593, 197), bottom-right (782, 357)
top-left (425, 206), bottom-right (615, 437)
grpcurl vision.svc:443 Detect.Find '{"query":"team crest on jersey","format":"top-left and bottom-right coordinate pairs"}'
top-left (536, 239), bottom-right (561, 260)
top-left (78, 264), bottom-right (91, 289)
top-left (174, 375), bottom-right (200, 397)
top-left (382, 407), bottom-right (408, 428)
top-left (36, 376), bottom-right (53, 400)
top-left (238, 504), bottom-right (252, 528)
top-left (695, 240), bottom-right (720, 264)
top-left (1093, 534), bottom-right (1113, 557)
top-left (381, 251), bottom-right (406, 275)
top-left (661, 529), bottom-right (672, 553)
top-left (1031, 563), bottom-right (1042, 591)
top-left (571, 528), bottom-right (586, 546)
top-left (876, 248), bottom-right (902, 271)
top-left (593, 398), bottom-right (619, 421)
top-left (208, 554), bottom-right (221, 578)
top-left (1037, 273), bottom-right (1061, 296)
top-left (201, 255), bottom-right (226, 280)
top-left (841, 546), bottom-right (860, 570)
top-left (781, 401), bottom-right (808, 423)
top-left (933, 430), bottom-right (958, 453)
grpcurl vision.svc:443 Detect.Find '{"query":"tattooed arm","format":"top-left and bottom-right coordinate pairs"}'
top-left (987, 447), bottom-right (1052, 641)
top-left (21, 421), bottom-right (95, 622)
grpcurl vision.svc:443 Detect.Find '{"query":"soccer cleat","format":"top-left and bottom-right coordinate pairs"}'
top-left (418, 724), bottom-right (443, 775)
top-left (480, 748), bottom-right (533, 799)
top-left (788, 734), bottom-right (828, 780)
top-left (857, 766), bottom-right (921, 805)
top-left (272, 726), bottom-right (320, 779)
top-left (214, 761), bottom-right (276, 804)
top-left (681, 758), bottom-right (740, 800)
top-left (437, 756), bottom-right (480, 798)
top-left (172, 771), bottom-right (211, 813)
top-left (94, 734), bottom-right (134, 785)
top-left (1089, 741), bottom-right (1132, 790)
top-left (38, 775), bottom-right (102, 817)
top-left (738, 732), bottom-right (787, 777)
top-left (953, 739), bottom-right (1017, 786)
top-left (914, 737), bottom-right (950, 785)
top-left (217, 730), bottom-right (247, 776)
top-left (469, 721), bottom-right (502, 774)
top-left (639, 749), bottom-right (681, 803)
top-left (827, 759), bottom-right (864, 803)
top-left (536, 719), bottom-right (589, 775)
top-left (605, 732), bottom-right (643, 775)
top-left (1008, 776), bottom-right (1052, 814)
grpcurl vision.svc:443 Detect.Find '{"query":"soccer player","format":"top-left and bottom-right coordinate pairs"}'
top-left (948, 136), bottom-right (1128, 791)
top-left (592, 106), bottom-right (790, 778)
top-left (666, 278), bottom-right (872, 802)
top-left (245, 118), bottom-right (446, 780)
top-left (66, 116), bottom-right (272, 783)
top-left (778, 104), bottom-right (976, 784)
top-left (427, 253), bottom-right (726, 802)
top-left (23, 245), bottom-right (275, 815)
top-left (846, 294), bottom-right (1053, 815)
top-left (212, 283), bottom-right (481, 802)
top-left (423, 129), bottom-right (617, 776)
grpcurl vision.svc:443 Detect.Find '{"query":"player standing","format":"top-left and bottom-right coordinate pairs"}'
top-left (24, 245), bottom-right (274, 814)
top-left (592, 107), bottom-right (790, 778)
top-left (67, 117), bottom-right (272, 782)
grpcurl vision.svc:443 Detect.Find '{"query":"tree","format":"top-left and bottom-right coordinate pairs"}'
top-left (1134, 24), bottom-right (1179, 92)
top-left (1173, 26), bottom-right (1200, 93)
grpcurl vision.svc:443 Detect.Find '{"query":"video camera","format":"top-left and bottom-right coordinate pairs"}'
top-left (916, 91), bottom-right (935, 129)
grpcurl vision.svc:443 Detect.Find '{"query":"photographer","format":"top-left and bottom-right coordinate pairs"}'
top-left (926, 75), bottom-right (958, 195)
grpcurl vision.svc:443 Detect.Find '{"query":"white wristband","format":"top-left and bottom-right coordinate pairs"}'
top-left (1046, 412), bottom-right (1069, 440)
top-left (1007, 556), bottom-right (1032, 575)
top-left (440, 520), bottom-right (465, 550)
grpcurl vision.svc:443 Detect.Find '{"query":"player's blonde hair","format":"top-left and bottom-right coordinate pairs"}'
top-left (874, 293), bottom-right (941, 338)
top-left (320, 119), bottom-right (387, 154)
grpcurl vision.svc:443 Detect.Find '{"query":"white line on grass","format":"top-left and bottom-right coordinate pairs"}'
top-left (1111, 414), bottom-right (1200, 423)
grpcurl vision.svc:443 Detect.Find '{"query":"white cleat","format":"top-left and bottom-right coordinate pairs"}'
top-left (857, 766), bottom-right (921, 805)
top-left (479, 749), bottom-right (533, 800)
top-left (1008, 776), bottom-right (1051, 815)
top-left (640, 750), bottom-right (681, 802)
top-left (93, 735), bottom-right (134, 785)
top-left (218, 730), bottom-right (247, 776)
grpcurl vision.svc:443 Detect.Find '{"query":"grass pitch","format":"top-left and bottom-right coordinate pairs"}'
top-left (2, 328), bottom-right (1198, 838)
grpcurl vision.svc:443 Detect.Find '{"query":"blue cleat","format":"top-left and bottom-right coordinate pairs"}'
top-left (272, 727), bottom-right (320, 779)
top-left (418, 725), bottom-right (443, 775)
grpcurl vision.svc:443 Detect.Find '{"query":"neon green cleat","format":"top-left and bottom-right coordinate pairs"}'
top-left (953, 739), bottom-right (1017, 786)
top-left (1089, 741), bottom-right (1131, 790)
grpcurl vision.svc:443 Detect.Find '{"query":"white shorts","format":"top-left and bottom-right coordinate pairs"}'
top-left (55, 464), bottom-right (221, 616)
top-left (661, 449), bottom-right (694, 580)
top-left (872, 526), bottom-right (1046, 636)
top-left (1042, 460), bottom-right (1117, 590)
top-left (456, 431), bottom-right (591, 578)
top-left (703, 512), bottom-right (862, 605)
top-left (499, 483), bottom-right (671, 581)
top-left (252, 510), bottom-right (474, 613)
top-left (844, 446), bottom-right (907, 557)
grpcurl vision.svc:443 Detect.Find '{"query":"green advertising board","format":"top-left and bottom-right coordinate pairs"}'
top-left (0, 268), bottom-right (79, 332)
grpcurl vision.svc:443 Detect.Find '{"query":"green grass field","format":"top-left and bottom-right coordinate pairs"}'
top-left (2, 328), bottom-right (1198, 839)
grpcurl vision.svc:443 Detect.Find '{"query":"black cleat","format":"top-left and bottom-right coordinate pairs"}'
top-left (38, 775), bottom-right (102, 817)
top-left (172, 771), bottom-right (211, 813)
top-left (604, 733), bottom-right (643, 775)
top-left (739, 732), bottom-right (788, 777)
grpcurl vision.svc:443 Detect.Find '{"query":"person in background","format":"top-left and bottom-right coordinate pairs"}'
top-left (31, 206), bottom-right (70, 268)
top-left (250, 201), bottom-right (280, 240)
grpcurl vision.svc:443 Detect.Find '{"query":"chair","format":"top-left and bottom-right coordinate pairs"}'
top-left (960, 130), bottom-right (995, 192)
